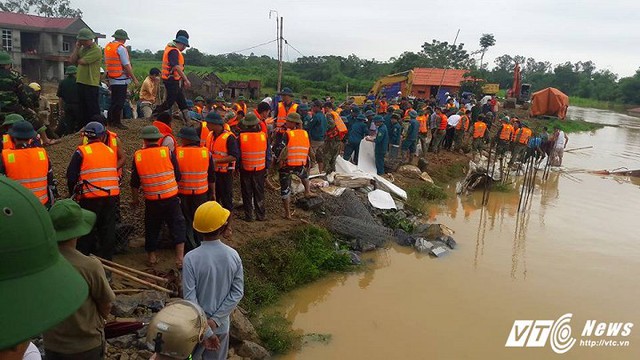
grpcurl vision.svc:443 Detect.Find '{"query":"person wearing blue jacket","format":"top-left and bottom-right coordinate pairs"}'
top-left (344, 114), bottom-right (368, 164)
top-left (402, 110), bottom-right (419, 163)
top-left (368, 115), bottom-right (388, 175)
top-left (305, 100), bottom-right (327, 171)
top-left (389, 113), bottom-right (402, 159)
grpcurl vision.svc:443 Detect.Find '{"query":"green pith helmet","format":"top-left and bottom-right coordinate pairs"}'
top-left (194, 96), bottom-right (204, 102)
top-left (8, 120), bottom-right (36, 140)
top-left (242, 113), bottom-right (260, 126)
top-left (0, 177), bottom-right (89, 349)
top-left (49, 199), bottom-right (96, 243)
top-left (286, 112), bottom-right (302, 124)
top-left (65, 65), bottom-right (77, 75)
top-left (177, 126), bottom-right (200, 143)
top-left (140, 125), bottom-right (162, 140)
top-left (0, 51), bottom-right (12, 65)
top-left (2, 114), bottom-right (24, 127)
top-left (112, 29), bottom-right (129, 40)
top-left (77, 28), bottom-right (95, 41)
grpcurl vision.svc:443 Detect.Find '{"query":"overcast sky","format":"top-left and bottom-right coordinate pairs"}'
top-left (74, 0), bottom-right (640, 77)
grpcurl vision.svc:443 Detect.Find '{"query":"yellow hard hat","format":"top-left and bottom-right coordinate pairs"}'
top-left (193, 201), bottom-right (230, 233)
top-left (146, 300), bottom-right (208, 359)
top-left (28, 82), bottom-right (41, 92)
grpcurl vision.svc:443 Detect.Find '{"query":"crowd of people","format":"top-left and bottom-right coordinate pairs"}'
top-left (0, 26), bottom-right (571, 360)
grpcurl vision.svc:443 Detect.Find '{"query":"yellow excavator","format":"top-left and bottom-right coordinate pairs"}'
top-left (370, 70), bottom-right (414, 96)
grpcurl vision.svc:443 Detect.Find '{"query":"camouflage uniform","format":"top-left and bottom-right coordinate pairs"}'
top-left (0, 68), bottom-right (43, 132)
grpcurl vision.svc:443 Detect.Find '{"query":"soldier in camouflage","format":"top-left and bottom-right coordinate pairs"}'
top-left (0, 51), bottom-right (58, 146)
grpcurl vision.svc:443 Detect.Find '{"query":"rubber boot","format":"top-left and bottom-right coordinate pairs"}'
top-left (181, 109), bottom-right (192, 126)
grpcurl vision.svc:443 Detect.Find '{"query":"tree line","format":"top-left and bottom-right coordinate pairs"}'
top-left (130, 37), bottom-right (638, 104)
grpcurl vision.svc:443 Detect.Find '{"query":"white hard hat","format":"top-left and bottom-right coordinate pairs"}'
top-left (28, 82), bottom-right (41, 91)
top-left (146, 300), bottom-right (208, 359)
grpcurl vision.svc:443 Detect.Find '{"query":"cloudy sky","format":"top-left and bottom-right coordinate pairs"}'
top-left (74, 0), bottom-right (640, 77)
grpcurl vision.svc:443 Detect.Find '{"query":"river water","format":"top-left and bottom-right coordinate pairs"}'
top-left (272, 107), bottom-right (640, 359)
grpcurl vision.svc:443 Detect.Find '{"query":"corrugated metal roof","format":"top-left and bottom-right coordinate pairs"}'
top-left (0, 11), bottom-right (78, 30)
top-left (412, 68), bottom-right (469, 87)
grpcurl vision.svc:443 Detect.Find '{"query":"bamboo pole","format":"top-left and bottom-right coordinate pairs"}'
top-left (113, 289), bottom-right (146, 294)
top-left (93, 256), bottom-right (168, 283)
top-left (103, 264), bottom-right (175, 295)
top-left (565, 146), bottom-right (593, 153)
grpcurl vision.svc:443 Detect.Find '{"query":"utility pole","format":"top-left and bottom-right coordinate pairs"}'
top-left (277, 16), bottom-right (284, 93)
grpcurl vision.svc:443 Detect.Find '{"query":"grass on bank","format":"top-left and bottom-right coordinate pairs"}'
top-left (237, 225), bottom-right (354, 354)
top-left (570, 97), bottom-right (627, 112)
top-left (527, 117), bottom-right (604, 134)
top-left (405, 183), bottom-right (449, 212)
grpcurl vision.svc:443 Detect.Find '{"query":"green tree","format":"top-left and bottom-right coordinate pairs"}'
top-left (0, 0), bottom-right (82, 17)
top-left (420, 40), bottom-right (473, 69)
top-left (478, 34), bottom-right (496, 70)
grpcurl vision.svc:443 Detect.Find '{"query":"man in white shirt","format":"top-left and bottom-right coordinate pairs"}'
top-left (551, 127), bottom-right (569, 166)
top-left (480, 95), bottom-right (491, 106)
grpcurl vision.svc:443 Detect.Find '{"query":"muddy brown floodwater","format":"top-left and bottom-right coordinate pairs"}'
top-left (271, 107), bottom-right (640, 359)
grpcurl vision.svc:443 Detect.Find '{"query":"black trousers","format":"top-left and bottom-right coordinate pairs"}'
top-left (108, 84), bottom-right (128, 125)
top-left (239, 169), bottom-right (266, 220)
top-left (215, 172), bottom-right (234, 211)
top-left (77, 196), bottom-right (117, 261)
top-left (56, 103), bottom-right (82, 136)
top-left (156, 80), bottom-right (187, 113)
top-left (444, 126), bottom-right (456, 150)
top-left (45, 343), bottom-right (104, 360)
top-left (179, 193), bottom-right (208, 252)
top-left (77, 83), bottom-right (100, 126)
top-left (144, 197), bottom-right (186, 253)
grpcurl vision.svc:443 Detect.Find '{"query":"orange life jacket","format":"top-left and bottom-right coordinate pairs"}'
top-left (194, 105), bottom-right (203, 115)
top-left (456, 115), bottom-right (470, 131)
top-left (233, 103), bottom-right (248, 115)
top-left (276, 102), bottom-right (298, 128)
top-left (286, 129), bottom-right (310, 167)
top-left (153, 121), bottom-right (177, 149)
top-left (515, 127), bottom-right (532, 144)
top-left (417, 115), bottom-right (428, 133)
top-left (207, 131), bottom-right (236, 173)
top-left (378, 100), bottom-right (388, 114)
top-left (227, 117), bottom-right (239, 128)
top-left (438, 114), bottom-right (448, 130)
top-left (77, 142), bottom-right (120, 199)
top-left (403, 108), bottom-right (414, 118)
top-left (134, 146), bottom-right (178, 200)
top-left (161, 44), bottom-right (184, 81)
top-left (199, 122), bottom-right (210, 147)
top-left (390, 104), bottom-right (400, 111)
top-left (175, 146), bottom-right (210, 195)
top-left (2, 134), bottom-right (15, 150)
top-left (499, 124), bottom-right (514, 141)
top-left (473, 122), bottom-right (487, 139)
top-left (2, 147), bottom-right (49, 204)
top-left (104, 41), bottom-right (128, 79)
top-left (239, 131), bottom-right (267, 171)
top-left (330, 111), bottom-right (348, 135)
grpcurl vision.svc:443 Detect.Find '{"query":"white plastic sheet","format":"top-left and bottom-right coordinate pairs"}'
top-left (367, 189), bottom-right (397, 210)
top-left (357, 139), bottom-right (378, 175)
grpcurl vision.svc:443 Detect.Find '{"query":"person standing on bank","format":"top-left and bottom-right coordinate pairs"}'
top-left (66, 121), bottom-right (119, 261)
top-left (43, 199), bottom-right (115, 360)
top-left (367, 115), bottom-right (388, 175)
top-left (184, 201), bottom-right (244, 360)
top-left (154, 35), bottom-right (192, 125)
top-left (104, 29), bottom-right (139, 130)
top-left (204, 112), bottom-right (238, 213)
top-left (175, 126), bottom-right (216, 252)
top-left (130, 125), bottom-right (186, 267)
top-left (237, 113), bottom-right (270, 222)
top-left (69, 28), bottom-right (102, 127)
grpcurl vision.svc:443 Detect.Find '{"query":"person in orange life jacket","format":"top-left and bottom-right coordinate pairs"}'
top-left (454, 109), bottom-right (471, 151)
top-left (432, 107), bottom-right (449, 153)
top-left (225, 110), bottom-right (241, 136)
top-left (276, 112), bottom-right (313, 220)
top-left (194, 96), bottom-right (205, 115)
top-left (1, 113), bottom-right (27, 151)
top-left (214, 96), bottom-right (227, 112)
top-left (254, 102), bottom-right (271, 134)
top-left (130, 125), bottom-right (186, 267)
top-left (175, 126), bottom-right (216, 252)
top-left (495, 116), bottom-right (514, 157)
top-left (232, 96), bottom-right (247, 116)
top-left (509, 122), bottom-right (533, 167)
top-left (153, 35), bottom-right (192, 125)
top-left (471, 115), bottom-right (489, 156)
top-left (66, 121), bottom-right (119, 260)
top-left (87, 114), bottom-right (126, 172)
top-left (237, 113), bottom-right (271, 222)
top-left (153, 112), bottom-right (177, 153)
top-left (275, 87), bottom-right (298, 130)
top-left (416, 108), bottom-right (430, 157)
top-left (0, 120), bottom-right (55, 207)
top-left (322, 115), bottom-right (343, 174)
top-left (204, 112), bottom-right (239, 213)
top-left (105, 29), bottom-right (139, 130)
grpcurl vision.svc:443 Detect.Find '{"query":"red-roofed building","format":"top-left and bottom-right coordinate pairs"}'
top-left (373, 68), bottom-right (471, 101)
top-left (0, 11), bottom-right (103, 81)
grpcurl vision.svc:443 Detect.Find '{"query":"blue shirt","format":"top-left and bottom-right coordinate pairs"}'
top-left (374, 124), bottom-right (389, 154)
top-left (183, 240), bottom-right (244, 337)
top-left (348, 121), bottom-right (368, 144)
top-left (406, 119), bottom-right (419, 141)
top-left (305, 111), bottom-right (327, 142)
top-left (528, 136), bottom-right (542, 149)
top-left (390, 122), bottom-right (402, 145)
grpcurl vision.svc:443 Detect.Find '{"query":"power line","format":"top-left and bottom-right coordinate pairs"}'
top-left (284, 39), bottom-right (305, 57)
top-left (222, 39), bottom-right (278, 55)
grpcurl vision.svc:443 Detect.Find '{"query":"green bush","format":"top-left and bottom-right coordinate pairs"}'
top-left (406, 183), bottom-right (448, 211)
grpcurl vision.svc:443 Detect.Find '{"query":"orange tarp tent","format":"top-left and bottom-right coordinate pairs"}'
top-left (529, 87), bottom-right (569, 120)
